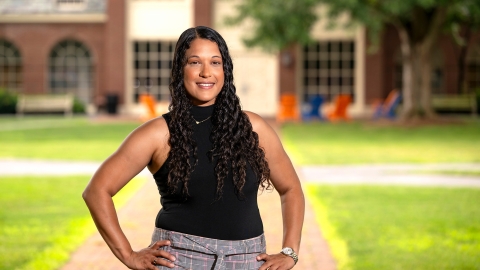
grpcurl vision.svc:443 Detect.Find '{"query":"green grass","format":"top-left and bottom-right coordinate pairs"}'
top-left (306, 184), bottom-right (480, 270)
top-left (412, 170), bottom-right (480, 177)
top-left (0, 116), bottom-right (140, 160)
top-left (0, 175), bottom-right (145, 270)
top-left (281, 121), bottom-right (480, 165)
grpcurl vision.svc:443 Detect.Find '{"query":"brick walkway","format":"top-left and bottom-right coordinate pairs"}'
top-left (61, 174), bottom-right (336, 270)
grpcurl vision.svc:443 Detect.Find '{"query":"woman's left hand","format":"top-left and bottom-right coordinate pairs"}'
top-left (257, 253), bottom-right (295, 270)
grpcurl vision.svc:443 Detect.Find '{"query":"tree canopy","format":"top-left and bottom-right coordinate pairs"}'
top-left (227, 0), bottom-right (480, 118)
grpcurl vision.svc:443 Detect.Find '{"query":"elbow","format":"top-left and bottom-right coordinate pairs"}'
top-left (82, 186), bottom-right (94, 205)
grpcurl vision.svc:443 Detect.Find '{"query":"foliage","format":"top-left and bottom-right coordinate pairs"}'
top-left (0, 88), bottom-right (17, 114)
top-left (73, 97), bottom-right (86, 114)
top-left (281, 121), bottom-right (480, 165)
top-left (0, 175), bottom-right (146, 270)
top-left (227, 0), bottom-right (456, 50)
top-left (306, 184), bottom-right (480, 269)
top-left (227, 0), bottom-right (478, 118)
top-left (412, 170), bottom-right (480, 177)
top-left (225, 0), bottom-right (318, 52)
top-left (0, 117), bottom-right (140, 161)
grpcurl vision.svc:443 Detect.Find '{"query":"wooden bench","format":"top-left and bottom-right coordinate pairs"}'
top-left (432, 94), bottom-right (477, 115)
top-left (16, 93), bottom-right (74, 116)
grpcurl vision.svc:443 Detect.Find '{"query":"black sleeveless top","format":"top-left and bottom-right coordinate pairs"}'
top-left (153, 104), bottom-right (264, 240)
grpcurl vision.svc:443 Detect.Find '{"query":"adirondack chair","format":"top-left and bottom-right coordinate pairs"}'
top-left (326, 94), bottom-right (352, 121)
top-left (277, 93), bottom-right (300, 122)
top-left (139, 93), bottom-right (158, 121)
top-left (372, 90), bottom-right (401, 119)
top-left (302, 94), bottom-right (324, 121)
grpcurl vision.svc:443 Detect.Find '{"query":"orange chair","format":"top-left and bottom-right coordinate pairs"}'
top-left (277, 93), bottom-right (300, 122)
top-left (326, 94), bottom-right (352, 121)
top-left (139, 93), bottom-right (158, 122)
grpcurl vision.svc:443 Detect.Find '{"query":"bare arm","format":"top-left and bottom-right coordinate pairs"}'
top-left (82, 118), bottom-right (176, 269)
top-left (246, 112), bottom-right (305, 270)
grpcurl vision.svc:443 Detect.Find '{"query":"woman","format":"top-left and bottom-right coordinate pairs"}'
top-left (83, 26), bottom-right (304, 270)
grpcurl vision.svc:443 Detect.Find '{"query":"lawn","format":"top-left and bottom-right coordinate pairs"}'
top-left (281, 120), bottom-right (480, 269)
top-left (0, 175), bottom-right (145, 270)
top-left (306, 184), bottom-right (480, 270)
top-left (281, 121), bottom-right (480, 165)
top-left (2, 116), bottom-right (480, 269)
top-left (0, 116), bottom-right (146, 269)
top-left (0, 116), bottom-right (140, 160)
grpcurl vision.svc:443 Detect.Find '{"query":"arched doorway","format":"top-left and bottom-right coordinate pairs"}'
top-left (0, 39), bottom-right (22, 92)
top-left (49, 40), bottom-right (94, 104)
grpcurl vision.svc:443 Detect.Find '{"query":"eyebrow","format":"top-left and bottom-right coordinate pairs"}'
top-left (187, 55), bottom-right (222, 59)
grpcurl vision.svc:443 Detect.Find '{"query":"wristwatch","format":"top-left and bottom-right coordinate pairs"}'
top-left (280, 247), bottom-right (298, 265)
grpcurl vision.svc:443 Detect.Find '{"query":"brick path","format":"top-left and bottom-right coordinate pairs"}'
top-left (61, 174), bottom-right (336, 270)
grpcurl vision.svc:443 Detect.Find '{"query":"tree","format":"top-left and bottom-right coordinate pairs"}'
top-left (227, 0), bottom-right (471, 119)
top-left (446, 0), bottom-right (480, 94)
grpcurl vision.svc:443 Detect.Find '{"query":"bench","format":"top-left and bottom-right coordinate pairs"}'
top-left (16, 93), bottom-right (74, 116)
top-left (432, 94), bottom-right (477, 115)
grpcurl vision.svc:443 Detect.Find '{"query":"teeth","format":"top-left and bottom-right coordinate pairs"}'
top-left (198, 83), bottom-right (213, 87)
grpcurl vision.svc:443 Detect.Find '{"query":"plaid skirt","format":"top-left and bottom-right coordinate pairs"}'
top-left (151, 227), bottom-right (266, 270)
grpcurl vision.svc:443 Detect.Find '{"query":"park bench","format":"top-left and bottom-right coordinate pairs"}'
top-left (16, 93), bottom-right (74, 116)
top-left (431, 94), bottom-right (477, 115)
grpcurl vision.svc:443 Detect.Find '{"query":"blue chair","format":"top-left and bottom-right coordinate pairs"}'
top-left (302, 94), bottom-right (324, 121)
top-left (373, 90), bottom-right (401, 119)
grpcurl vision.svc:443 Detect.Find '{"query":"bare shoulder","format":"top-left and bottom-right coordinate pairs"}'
top-left (243, 111), bottom-right (276, 137)
top-left (128, 116), bottom-right (169, 142)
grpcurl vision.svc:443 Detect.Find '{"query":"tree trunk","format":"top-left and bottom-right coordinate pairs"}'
top-left (416, 7), bottom-right (446, 118)
top-left (396, 25), bottom-right (415, 119)
top-left (418, 46), bottom-right (435, 118)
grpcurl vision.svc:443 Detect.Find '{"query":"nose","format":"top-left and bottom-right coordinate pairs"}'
top-left (199, 64), bottom-right (211, 78)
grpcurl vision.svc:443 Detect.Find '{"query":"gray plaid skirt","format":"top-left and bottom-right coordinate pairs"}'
top-left (151, 227), bottom-right (266, 270)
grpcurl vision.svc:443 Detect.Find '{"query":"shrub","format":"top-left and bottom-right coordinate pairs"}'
top-left (0, 88), bottom-right (18, 114)
top-left (73, 98), bottom-right (86, 114)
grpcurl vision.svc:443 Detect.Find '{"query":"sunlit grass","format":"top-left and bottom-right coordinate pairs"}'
top-left (281, 121), bottom-right (480, 165)
top-left (306, 184), bottom-right (480, 269)
top-left (412, 170), bottom-right (480, 177)
top-left (0, 116), bottom-right (146, 269)
top-left (0, 175), bottom-right (145, 270)
top-left (0, 116), bottom-right (140, 161)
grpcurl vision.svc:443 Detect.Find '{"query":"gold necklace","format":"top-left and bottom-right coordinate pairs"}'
top-left (192, 116), bottom-right (211, 124)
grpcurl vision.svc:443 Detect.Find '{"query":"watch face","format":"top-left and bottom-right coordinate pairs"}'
top-left (282, 247), bottom-right (293, 255)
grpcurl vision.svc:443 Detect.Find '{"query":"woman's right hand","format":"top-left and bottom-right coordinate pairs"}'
top-left (125, 240), bottom-right (176, 269)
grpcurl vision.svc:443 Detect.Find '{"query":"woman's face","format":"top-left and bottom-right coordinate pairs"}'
top-left (183, 38), bottom-right (225, 106)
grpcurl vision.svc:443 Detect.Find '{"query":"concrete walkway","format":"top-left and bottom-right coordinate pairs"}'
top-left (300, 163), bottom-right (480, 187)
top-left (2, 159), bottom-right (480, 270)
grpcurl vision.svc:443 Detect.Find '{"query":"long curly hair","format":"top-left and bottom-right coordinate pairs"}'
top-left (167, 26), bottom-right (271, 199)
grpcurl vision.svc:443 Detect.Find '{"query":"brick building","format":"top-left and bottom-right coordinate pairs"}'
top-left (1, 0), bottom-right (479, 117)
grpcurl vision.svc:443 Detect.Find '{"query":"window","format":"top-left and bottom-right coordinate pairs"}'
top-left (466, 45), bottom-right (480, 93)
top-left (57, 0), bottom-right (86, 11)
top-left (133, 41), bottom-right (176, 102)
top-left (57, 0), bottom-right (84, 3)
top-left (0, 39), bottom-right (22, 92)
top-left (302, 41), bottom-right (355, 102)
top-left (49, 40), bottom-right (93, 104)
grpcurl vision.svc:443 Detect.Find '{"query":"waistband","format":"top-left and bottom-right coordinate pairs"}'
top-left (152, 227), bottom-right (266, 270)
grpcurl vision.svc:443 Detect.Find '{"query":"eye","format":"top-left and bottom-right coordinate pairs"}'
top-left (189, 61), bottom-right (200, 65)
top-left (212, 61), bottom-right (222, 66)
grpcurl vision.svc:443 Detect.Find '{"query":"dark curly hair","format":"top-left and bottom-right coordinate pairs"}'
top-left (167, 26), bottom-right (271, 199)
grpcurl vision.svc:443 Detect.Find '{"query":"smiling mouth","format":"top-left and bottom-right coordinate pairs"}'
top-left (197, 83), bottom-right (214, 88)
